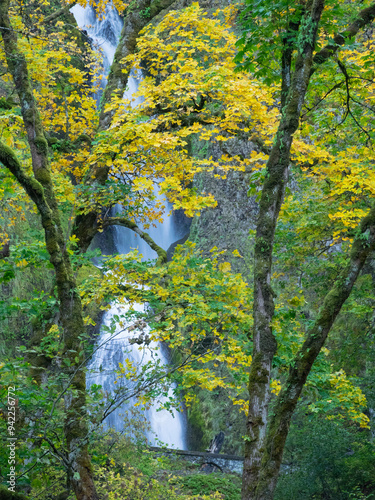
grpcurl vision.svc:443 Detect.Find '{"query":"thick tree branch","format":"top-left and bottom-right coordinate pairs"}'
top-left (0, 0), bottom-right (59, 221)
top-left (0, 142), bottom-right (51, 221)
top-left (42, 2), bottom-right (77, 24)
top-left (103, 216), bottom-right (167, 265)
top-left (312, 2), bottom-right (375, 70)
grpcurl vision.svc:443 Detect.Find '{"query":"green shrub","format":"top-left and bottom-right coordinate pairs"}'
top-left (180, 473), bottom-right (241, 500)
top-left (0, 486), bottom-right (29, 499)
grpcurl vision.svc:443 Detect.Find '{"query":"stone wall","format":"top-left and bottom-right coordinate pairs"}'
top-left (149, 446), bottom-right (244, 474)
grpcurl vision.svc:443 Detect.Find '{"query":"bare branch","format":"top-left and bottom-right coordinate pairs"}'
top-left (302, 80), bottom-right (345, 118)
top-left (338, 59), bottom-right (372, 143)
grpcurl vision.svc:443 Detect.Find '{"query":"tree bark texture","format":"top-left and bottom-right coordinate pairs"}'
top-left (253, 204), bottom-right (375, 499)
top-left (103, 216), bottom-right (167, 264)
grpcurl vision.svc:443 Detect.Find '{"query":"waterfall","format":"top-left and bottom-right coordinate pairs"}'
top-left (71, 2), bottom-right (188, 449)
top-left (71, 2), bottom-right (122, 96)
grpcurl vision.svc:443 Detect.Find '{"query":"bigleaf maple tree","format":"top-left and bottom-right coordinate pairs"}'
top-left (0, 1), bottom-right (269, 498)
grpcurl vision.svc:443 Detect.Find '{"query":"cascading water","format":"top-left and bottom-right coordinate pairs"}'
top-left (71, 2), bottom-right (122, 97)
top-left (72, 2), bottom-right (188, 449)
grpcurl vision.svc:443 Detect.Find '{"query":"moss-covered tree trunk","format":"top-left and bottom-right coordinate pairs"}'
top-left (0, 1), bottom-right (98, 498)
top-left (241, 3), bottom-right (325, 498)
top-left (253, 204), bottom-right (375, 498)
top-left (241, 1), bottom-right (375, 498)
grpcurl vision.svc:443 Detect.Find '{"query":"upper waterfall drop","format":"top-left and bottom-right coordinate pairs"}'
top-left (71, 2), bottom-right (122, 83)
top-left (71, 1), bottom-right (188, 450)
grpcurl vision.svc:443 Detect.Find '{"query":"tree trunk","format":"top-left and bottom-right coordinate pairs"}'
top-left (242, 2), bottom-right (325, 498)
top-left (0, 2), bottom-right (98, 498)
top-left (242, 0), bottom-right (375, 498)
top-left (250, 204), bottom-right (375, 499)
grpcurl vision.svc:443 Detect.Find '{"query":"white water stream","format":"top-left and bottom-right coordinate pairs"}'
top-left (71, 2), bottom-right (188, 449)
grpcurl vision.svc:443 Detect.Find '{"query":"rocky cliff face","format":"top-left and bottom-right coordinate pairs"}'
top-left (180, 131), bottom-right (260, 454)
top-left (189, 135), bottom-right (259, 279)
